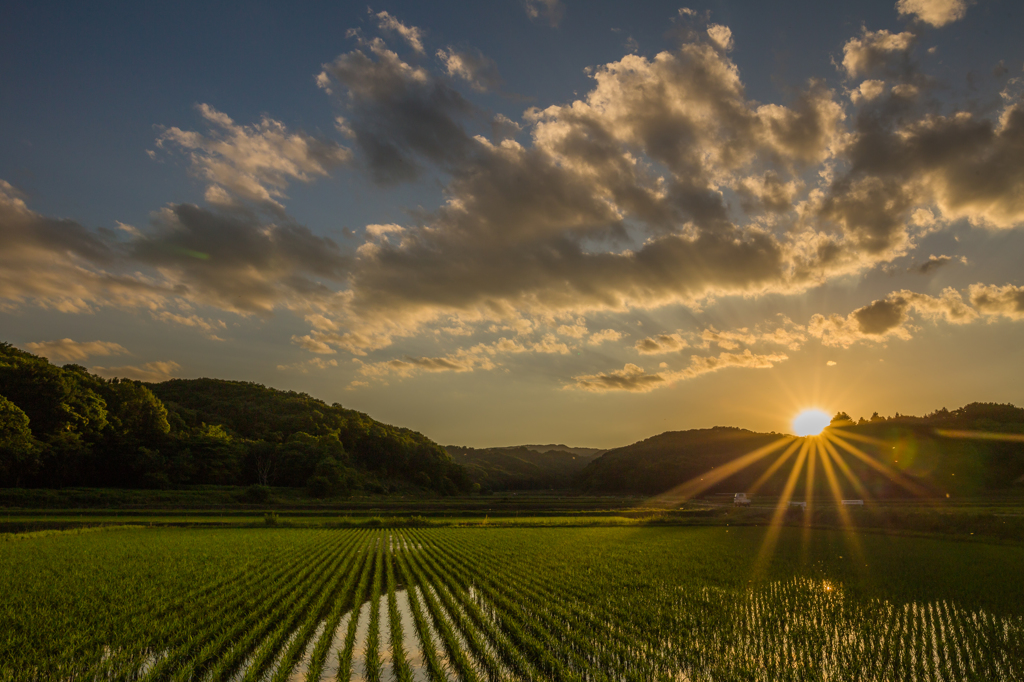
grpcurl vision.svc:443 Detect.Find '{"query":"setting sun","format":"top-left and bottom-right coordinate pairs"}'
top-left (793, 409), bottom-right (831, 437)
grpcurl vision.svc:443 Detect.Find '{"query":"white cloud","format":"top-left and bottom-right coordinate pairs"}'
top-left (437, 47), bottom-right (501, 92)
top-left (374, 11), bottom-right (425, 54)
top-left (706, 24), bottom-right (734, 52)
top-left (896, 0), bottom-right (971, 27)
top-left (571, 349), bottom-right (788, 393)
top-left (156, 104), bottom-right (350, 210)
top-left (587, 329), bottom-right (622, 345)
top-left (23, 339), bottom-right (128, 362)
top-left (93, 361), bottom-right (181, 383)
top-left (635, 333), bottom-right (689, 355)
top-left (841, 29), bottom-right (915, 78)
top-left (970, 283), bottom-right (1024, 321)
top-left (809, 286), bottom-right (979, 348)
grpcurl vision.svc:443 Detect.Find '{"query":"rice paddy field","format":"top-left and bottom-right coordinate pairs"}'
top-left (2, 525), bottom-right (1023, 681)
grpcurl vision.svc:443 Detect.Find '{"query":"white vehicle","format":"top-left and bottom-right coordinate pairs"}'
top-left (733, 493), bottom-right (751, 506)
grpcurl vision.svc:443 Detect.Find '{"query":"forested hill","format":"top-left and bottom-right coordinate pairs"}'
top-left (446, 445), bottom-right (602, 491)
top-left (578, 404), bottom-right (1024, 498)
top-left (0, 343), bottom-right (468, 494)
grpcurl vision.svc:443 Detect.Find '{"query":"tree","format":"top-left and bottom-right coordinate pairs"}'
top-left (0, 395), bottom-right (37, 486)
top-left (103, 380), bottom-right (170, 440)
top-left (831, 412), bottom-right (853, 425)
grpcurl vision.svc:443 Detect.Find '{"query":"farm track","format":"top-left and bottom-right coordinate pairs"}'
top-left (2, 527), bottom-right (1023, 681)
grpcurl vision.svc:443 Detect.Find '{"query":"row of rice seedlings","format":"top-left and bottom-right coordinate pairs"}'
top-left (81, 530), bottom-right (342, 682)
top-left (141, 530), bottom-right (349, 681)
top-left (335, 532), bottom-right (386, 681)
top-left (384, 548), bottom-right (415, 682)
top-left (391, 543), bottom-right (458, 681)
top-left (0, 531), bottom-right (299, 680)
top-left (300, 535), bottom-right (376, 682)
top-left (441, 530), bottom-right (661, 679)
top-left (394, 537), bottom-right (529, 682)
top-left (403, 530), bottom-right (580, 682)
top-left (398, 538), bottom-right (491, 682)
top-left (420, 529), bottom-right (1024, 682)
top-left (409, 530), bottom-right (587, 682)
top-left (263, 534), bottom-right (380, 682)
top-left (198, 531), bottom-right (363, 682)
top-left (400, 545), bottom-right (509, 682)
top-left (421, 529), bottom-right (652, 682)
top-left (110, 531), bottom-right (326, 679)
top-left (361, 540), bottom-right (385, 682)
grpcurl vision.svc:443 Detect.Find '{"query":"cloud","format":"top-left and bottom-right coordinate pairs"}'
top-left (635, 333), bottom-right (689, 355)
top-left (706, 25), bottom-right (734, 52)
top-left (292, 334), bottom-right (337, 354)
top-left (0, 180), bottom-right (170, 314)
top-left (156, 104), bottom-right (350, 211)
top-left (841, 29), bottom-right (916, 79)
top-left (373, 11), bottom-right (425, 54)
top-left (132, 203), bottom-right (348, 315)
top-left (277, 357), bottom-right (339, 373)
top-left (150, 311), bottom-right (227, 338)
top-left (317, 38), bottom-right (476, 183)
top-left (523, 0), bottom-right (565, 27)
top-left (850, 79), bottom-right (887, 104)
top-left (587, 328), bottom-right (622, 345)
top-left (970, 283), bottom-right (1024, 321)
top-left (93, 361), bottom-right (181, 383)
top-left (23, 339), bottom-right (129, 362)
top-left (809, 286), bottom-right (979, 347)
top-left (556, 319), bottom-right (588, 338)
top-left (828, 101), bottom-right (1024, 242)
top-left (571, 349), bottom-right (788, 393)
top-left (326, 37), bottom-right (853, 353)
top-left (571, 363), bottom-right (665, 392)
top-left (826, 360), bottom-right (837, 366)
top-left (437, 47), bottom-right (502, 92)
top-left (910, 254), bottom-right (964, 274)
top-left (895, 0), bottom-right (971, 27)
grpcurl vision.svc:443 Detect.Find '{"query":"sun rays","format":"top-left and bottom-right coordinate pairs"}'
top-left (643, 418), bottom-right (950, 570)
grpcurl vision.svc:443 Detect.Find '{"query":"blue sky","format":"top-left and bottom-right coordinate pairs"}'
top-left (2, 0), bottom-right (1023, 447)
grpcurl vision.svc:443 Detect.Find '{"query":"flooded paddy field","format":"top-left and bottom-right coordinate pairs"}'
top-left (2, 526), bottom-right (1023, 680)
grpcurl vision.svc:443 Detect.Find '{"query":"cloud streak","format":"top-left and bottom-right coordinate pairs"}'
top-left (571, 349), bottom-right (788, 393)
top-left (23, 339), bottom-right (129, 362)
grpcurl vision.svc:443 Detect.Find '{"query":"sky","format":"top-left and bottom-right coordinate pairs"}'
top-left (2, 0), bottom-right (1023, 448)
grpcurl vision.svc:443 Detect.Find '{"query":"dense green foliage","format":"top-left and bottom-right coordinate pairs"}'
top-left (579, 404), bottom-right (1024, 497)
top-left (0, 343), bottom-right (467, 495)
top-left (2, 526), bottom-right (1022, 679)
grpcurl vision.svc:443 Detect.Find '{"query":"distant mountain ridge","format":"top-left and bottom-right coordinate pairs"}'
top-left (577, 404), bottom-right (1024, 498)
top-left (515, 444), bottom-right (607, 457)
top-left (446, 444), bottom-right (603, 491)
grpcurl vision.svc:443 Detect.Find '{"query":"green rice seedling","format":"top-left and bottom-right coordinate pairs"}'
top-left (385, 542), bottom-right (415, 682)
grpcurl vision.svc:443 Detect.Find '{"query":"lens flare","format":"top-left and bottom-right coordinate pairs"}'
top-left (792, 409), bottom-right (831, 436)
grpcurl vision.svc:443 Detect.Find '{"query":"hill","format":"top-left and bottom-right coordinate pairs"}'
top-left (0, 342), bottom-right (467, 495)
top-left (578, 404), bottom-right (1024, 498)
top-left (446, 445), bottom-right (602, 491)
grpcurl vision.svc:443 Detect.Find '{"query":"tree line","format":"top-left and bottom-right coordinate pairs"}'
top-left (0, 343), bottom-right (469, 496)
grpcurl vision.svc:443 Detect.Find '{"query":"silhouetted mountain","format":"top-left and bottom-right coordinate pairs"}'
top-left (578, 405), bottom-right (1024, 498)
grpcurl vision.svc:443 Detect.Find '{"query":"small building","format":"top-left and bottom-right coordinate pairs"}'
top-left (733, 492), bottom-right (752, 506)
top-left (789, 501), bottom-right (807, 510)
